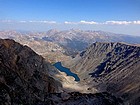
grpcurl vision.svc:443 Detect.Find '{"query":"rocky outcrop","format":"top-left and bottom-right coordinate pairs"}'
top-left (68, 42), bottom-right (140, 105)
top-left (0, 39), bottom-right (62, 105)
top-left (45, 92), bottom-right (123, 105)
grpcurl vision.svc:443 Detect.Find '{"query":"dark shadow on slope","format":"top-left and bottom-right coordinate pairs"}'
top-left (89, 58), bottom-right (111, 77)
top-left (89, 45), bottom-right (135, 78)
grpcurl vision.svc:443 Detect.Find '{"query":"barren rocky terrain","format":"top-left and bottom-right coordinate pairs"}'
top-left (66, 42), bottom-right (140, 104)
top-left (0, 30), bottom-right (140, 104)
top-left (1, 30), bottom-right (140, 63)
top-left (0, 39), bottom-right (123, 105)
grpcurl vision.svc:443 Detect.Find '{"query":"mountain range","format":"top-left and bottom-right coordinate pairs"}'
top-left (0, 29), bottom-right (140, 104)
top-left (0, 39), bottom-right (123, 105)
top-left (1, 29), bottom-right (140, 61)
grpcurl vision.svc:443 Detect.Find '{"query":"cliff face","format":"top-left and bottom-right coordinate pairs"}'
top-left (0, 39), bottom-right (62, 105)
top-left (68, 42), bottom-right (140, 104)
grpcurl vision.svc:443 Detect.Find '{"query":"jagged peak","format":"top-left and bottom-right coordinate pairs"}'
top-left (47, 29), bottom-right (60, 33)
top-left (79, 41), bottom-right (140, 58)
top-left (91, 41), bottom-right (140, 48)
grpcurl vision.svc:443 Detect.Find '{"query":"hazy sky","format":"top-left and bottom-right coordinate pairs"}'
top-left (0, 0), bottom-right (140, 36)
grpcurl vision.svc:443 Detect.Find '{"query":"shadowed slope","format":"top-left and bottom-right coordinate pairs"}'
top-left (0, 39), bottom-right (62, 104)
top-left (68, 42), bottom-right (140, 104)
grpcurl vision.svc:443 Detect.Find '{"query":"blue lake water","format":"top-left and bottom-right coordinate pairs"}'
top-left (53, 62), bottom-right (80, 81)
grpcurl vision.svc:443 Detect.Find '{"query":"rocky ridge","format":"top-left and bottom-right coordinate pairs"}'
top-left (67, 42), bottom-right (140, 104)
top-left (0, 39), bottom-right (62, 104)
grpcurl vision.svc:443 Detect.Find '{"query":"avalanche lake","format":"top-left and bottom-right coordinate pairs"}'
top-left (53, 62), bottom-right (80, 81)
